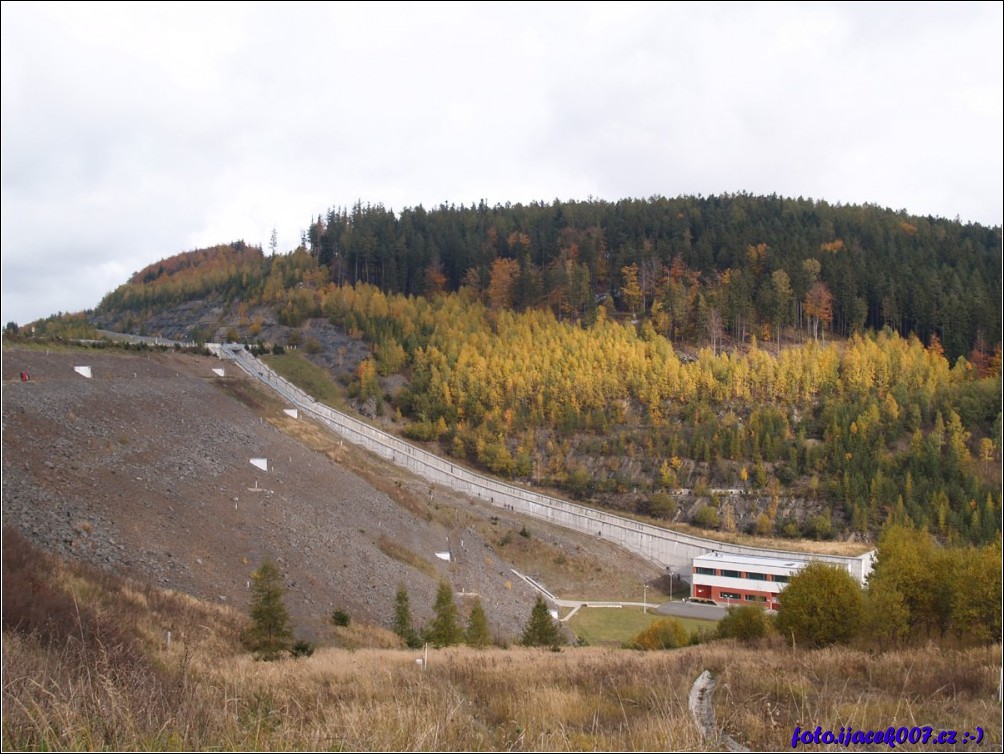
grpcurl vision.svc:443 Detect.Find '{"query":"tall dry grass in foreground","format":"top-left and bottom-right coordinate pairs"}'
top-left (714, 639), bottom-right (1001, 751)
top-left (3, 631), bottom-right (711, 750)
top-left (209, 647), bottom-right (715, 750)
top-left (3, 528), bottom-right (1001, 751)
top-left (6, 633), bottom-right (999, 751)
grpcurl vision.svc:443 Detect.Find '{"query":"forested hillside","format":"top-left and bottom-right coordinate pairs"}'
top-left (97, 195), bottom-right (1001, 361)
top-left (86, 194), bottom-right (1002, 546)
top-left (302, 194), bottom-right (1000, 361)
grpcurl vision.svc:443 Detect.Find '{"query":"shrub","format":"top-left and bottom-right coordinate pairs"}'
top-left (780, 518), bottom-right (800, 538)
top-left (692, 504), bottom-right (720, 529)
top-left (626, 618), bottom-right (689, 650)
top-left (648, 492), bottom-right (677, 519)
top-left (755, 511), bottom-right (774, 536)
top-left (777, 562), bottom-right (863, 648)
top-left (477, 437), bottom-right (516, 476)
top-left (331, 609), bottom-right (351, 627)
top-left (566, 467), bottom-right (593, 499)
top-left (803, 513), bottom-right (833, 540)
top-left (716, 605), bottom-right (770, 643)
top-left (290, 639), bottom-right (315, 658)
top-left (403, 420), bottom-right (439, 441)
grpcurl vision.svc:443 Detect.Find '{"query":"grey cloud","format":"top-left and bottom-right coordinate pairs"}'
top-left (1, 2), bottom-right (1000, 326)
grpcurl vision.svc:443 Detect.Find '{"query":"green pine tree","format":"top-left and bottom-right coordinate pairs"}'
top-left (465, 599), bottom-right (491, 648)
top-left (521, 595), bottom-right (563, 648)
top-left (426, 581), bottom-right (463, 647)
top-left (393, 584), bottom-right (421, 648)
top-left (243, 558), bottom-right (293, 660)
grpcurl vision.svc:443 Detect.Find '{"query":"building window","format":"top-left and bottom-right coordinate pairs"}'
top-left (744, 594), bottom-right (767, 602)
top-left (721, 570), bottom-right (741, 579)
top-left (719, 591), bottom-right (741, 600)
top-left (773, 575), bottom-right (789, 583)
top-left (746, 572), bottom-right (767, 580)
top-left (695, 567), bottom-right (716, 575)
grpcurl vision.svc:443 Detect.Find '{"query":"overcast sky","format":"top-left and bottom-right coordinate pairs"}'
top-left (2, 1), bottom-right (1001, 326)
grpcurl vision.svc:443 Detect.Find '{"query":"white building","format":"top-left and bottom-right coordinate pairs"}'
top-left (690, 551), bottom-right (812, 610)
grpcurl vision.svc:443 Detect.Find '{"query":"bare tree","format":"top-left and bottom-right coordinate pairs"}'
top-left (704, 306), bottom-right (723, 355)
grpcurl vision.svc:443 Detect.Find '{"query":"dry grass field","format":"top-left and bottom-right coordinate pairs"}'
top-left (3, 530), bottom-right (1000, 752)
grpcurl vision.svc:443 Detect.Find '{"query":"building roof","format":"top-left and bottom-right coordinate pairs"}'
top-left (693, 550), bottom-right (811, 571)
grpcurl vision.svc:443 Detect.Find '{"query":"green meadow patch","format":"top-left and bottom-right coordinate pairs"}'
top-left (567, 606), bottom-right (716, 647)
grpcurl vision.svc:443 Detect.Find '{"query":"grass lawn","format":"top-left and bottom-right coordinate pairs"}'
top-left (262, 352), bottom-right (347, 409)
top-left (567, 606), bottom-right (717, 647)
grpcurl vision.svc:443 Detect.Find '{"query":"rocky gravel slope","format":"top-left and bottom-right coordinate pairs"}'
top-left (2, 347), bottom-right (663, 643)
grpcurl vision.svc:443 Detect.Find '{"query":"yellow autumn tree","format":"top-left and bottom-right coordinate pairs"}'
top-left (487, 258), bottom-right (519, 311)
top-left (620, 263), bottom-right (643, 317)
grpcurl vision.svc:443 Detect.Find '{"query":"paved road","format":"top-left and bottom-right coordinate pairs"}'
top-left (654, 600), bottom-right (727, 620)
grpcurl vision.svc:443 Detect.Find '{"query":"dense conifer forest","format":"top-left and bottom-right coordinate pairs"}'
top-left (302, 194), bottom-right (999, 361)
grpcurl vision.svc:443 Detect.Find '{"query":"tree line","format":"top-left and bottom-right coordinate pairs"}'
top-left (305, 194), bottom-right (1000, 360)
top-left (93, 193), bottom-right (1002, 365)
top-left (243, 560), bottom-right (564, 660)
